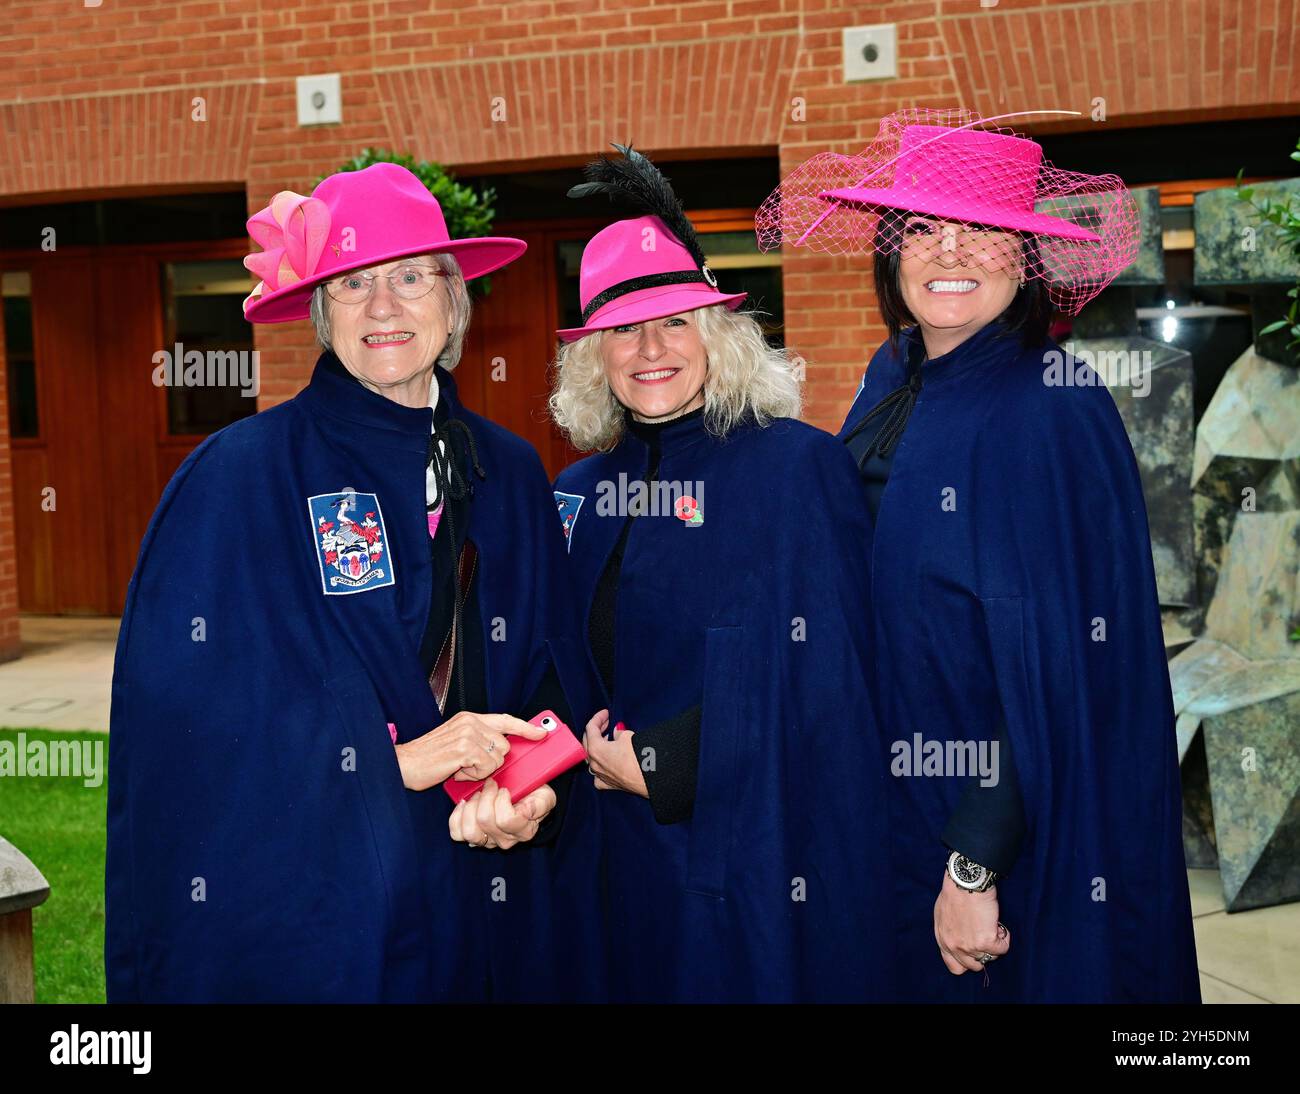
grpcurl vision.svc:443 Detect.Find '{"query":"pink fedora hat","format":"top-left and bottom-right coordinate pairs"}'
top-left (557, 215), bottom-right (746, 343)
top-left (242, 162), bottom-right (527, 324)
top-left (557, 144), bottom-right (746, 342)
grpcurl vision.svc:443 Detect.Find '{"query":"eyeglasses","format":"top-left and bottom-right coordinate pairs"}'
top-left (322, 263), bottom-right (449, 305)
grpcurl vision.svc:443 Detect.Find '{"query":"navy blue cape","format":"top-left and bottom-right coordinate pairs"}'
top-left (554, 412), bottom-right (894, 1002)
top-left (105, 359), bottom-right (601, 1003)
top-left (840, 320), bottom-right (1199, 1003)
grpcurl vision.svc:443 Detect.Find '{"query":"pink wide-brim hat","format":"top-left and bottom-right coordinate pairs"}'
top-left (755, 108), bottom-right (1140, 316)
top-left (557, 215), bottom-right (746, 343)
top-left (242, 162), bottom-right (527, 324)
top-left (818, 125), bottom-right (1100, 242)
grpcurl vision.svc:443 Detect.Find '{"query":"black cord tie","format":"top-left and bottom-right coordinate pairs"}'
top-left (841, 363), bottom-right (923, 467)
top-left (427, 417), bottom-right (486, 513)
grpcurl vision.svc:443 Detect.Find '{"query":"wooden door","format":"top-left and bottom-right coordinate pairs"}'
top-left (455, 222), bottom-right (589, 479)
top-left (95, 254), bottom-right (170, 609)
top-left (4, 242), bottom-right (250, 615)
top-left (8, 254), bottom-right (164, 613)
top-left (17, 257), bottom-right (110, 612)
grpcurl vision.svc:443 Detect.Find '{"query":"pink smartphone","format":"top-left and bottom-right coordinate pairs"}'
top-left (442, 709), bottom-right (586, 805)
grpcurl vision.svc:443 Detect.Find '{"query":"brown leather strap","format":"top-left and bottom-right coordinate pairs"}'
top-left (430, 539), bottom-right (478, 715)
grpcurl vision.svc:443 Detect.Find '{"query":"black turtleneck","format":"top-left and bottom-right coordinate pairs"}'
top-left (842, 333), bottom-right (925, 521)
top-left (588, 405), bottom-right (705, 826)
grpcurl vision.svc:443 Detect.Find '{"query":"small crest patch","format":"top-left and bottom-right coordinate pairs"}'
top-left (309, 489), bottom-right (396, 595)
top-left (554, 491), bottom-right (585, 552)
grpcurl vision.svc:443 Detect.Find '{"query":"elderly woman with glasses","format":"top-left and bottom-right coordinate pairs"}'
top-left (106, 164), bottom-right (601, 1003)
top-left (548, 147), bottom-right (893, 1003)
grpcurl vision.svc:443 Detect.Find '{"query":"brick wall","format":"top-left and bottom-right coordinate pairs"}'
top-left (0, 2), bottom-right (1293, 626)
top-left (5, 0), bottom-right (1293, 419)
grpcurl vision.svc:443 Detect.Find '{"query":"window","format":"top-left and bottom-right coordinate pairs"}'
top-left (1132, 194), bottom-right (1255, 423)
top-left (2, 271), bottom-right (37, 439)
top-left (161, 261), bottom-right (258, 436)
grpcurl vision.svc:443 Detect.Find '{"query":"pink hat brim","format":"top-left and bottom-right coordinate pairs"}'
top-left (244, 236), bottom-right (528, 324)
top-left (556, 283), bottom-right (747, 343)
top-left (818, 186), bottom-right (1102, 243)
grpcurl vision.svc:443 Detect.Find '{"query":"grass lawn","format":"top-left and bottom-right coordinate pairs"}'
top-left (0, 727), bottom-right (106, 1003)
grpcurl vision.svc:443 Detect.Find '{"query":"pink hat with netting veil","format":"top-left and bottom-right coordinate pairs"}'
top-left (755, 108), bottom-right (1140, 315)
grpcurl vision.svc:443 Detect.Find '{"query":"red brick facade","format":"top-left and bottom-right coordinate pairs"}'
top-left (0, 0), bottom-right (1294, 641)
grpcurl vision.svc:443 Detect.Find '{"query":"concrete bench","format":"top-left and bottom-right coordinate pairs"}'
top-left (0, 835), bottom-right (50, 1003)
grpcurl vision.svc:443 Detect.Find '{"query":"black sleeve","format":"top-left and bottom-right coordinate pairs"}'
top-left (941, 721), bottom-right (1027, 877)
top-left (526, 764), bottom-right (577, 847)
top-left (630, 705), bottom-right (702, 826)
top-left (516, 660), bottom-right (577, 847)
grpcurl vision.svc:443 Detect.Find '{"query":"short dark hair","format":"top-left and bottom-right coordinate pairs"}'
top-left (871, 217), bottom-right (1053, 351)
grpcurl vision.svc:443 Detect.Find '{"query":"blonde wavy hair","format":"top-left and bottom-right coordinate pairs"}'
top-left (549, 304), bottom-right (801, 452)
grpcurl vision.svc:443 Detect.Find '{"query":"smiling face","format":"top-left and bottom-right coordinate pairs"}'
top-left (897, 217), bottom-right (1023, 357)
top-left (599, 310), bottom-right (709, 423)
top-left (326, 254), bottom-right (456, 408)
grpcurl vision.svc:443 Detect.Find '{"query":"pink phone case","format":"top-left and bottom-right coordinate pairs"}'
top-left (442, 710), bottom-right (586, 805)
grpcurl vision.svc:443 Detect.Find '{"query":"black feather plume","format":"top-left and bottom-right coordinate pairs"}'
top-left (567, 143), bottom-right (708, 271)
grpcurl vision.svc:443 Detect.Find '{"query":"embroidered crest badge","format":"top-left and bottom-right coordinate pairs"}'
top-left (554, 491), bottom-right (585, 552)
top-left (308, 489), bottom-right (396, 594)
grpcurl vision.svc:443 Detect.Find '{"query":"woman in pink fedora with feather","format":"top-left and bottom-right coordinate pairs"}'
top-left (106, 162), bottom-right (602, 1003)
top-left (549, 146), bottom-right (894, 1002)
top-left (759, 108), bottom-right (1199, 1003)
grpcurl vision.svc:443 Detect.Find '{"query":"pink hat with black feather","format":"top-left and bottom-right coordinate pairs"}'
top-left (557, 145), bottom-right (746, 343)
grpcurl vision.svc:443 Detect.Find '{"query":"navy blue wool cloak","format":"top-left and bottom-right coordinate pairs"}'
top-left (105, 358), bottom-right (601, 1003)
top-left (554, 412), bottom-right (894, 1002)
top-left (840, 319), bottom-right (1199, 1003)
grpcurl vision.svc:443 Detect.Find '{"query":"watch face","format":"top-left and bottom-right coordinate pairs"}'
top-left (951, 854), bottom-right (989, 889)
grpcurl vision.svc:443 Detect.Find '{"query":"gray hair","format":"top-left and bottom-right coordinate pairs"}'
top-left (548, 303), bottom-right (802, 453)
top-left (309, 251), bottom-right (472, 371)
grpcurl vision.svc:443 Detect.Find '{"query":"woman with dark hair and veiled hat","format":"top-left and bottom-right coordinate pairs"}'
top-left (549, 146), bottom-right (894, 1003)
top-left (758, 108), bottom-right (1199, 1003)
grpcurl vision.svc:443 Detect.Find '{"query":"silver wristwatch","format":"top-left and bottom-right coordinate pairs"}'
top-left (947, 850), bottom-right (998, 893)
